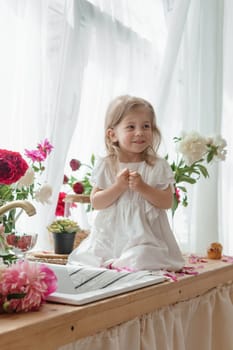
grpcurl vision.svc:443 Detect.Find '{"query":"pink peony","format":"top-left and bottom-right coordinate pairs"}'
top-left (37, 264), bottom-right (57, 297)
top-left (0, 260), bottom-right (57, 313)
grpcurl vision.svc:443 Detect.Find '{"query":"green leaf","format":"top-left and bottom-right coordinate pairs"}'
top-left (1, 253), bottom-right (17, 265)
top-left (177, 185), bottom-right (187, 192)
top-left (32, 165), bottom-right (40, 172)
top-left (7, 293), bottom-right (26, 300)
top-left (171, 195), bottom-right (179, 217)
top-left (207, 152), bottom-right (214, 163)
top-left (170, 162), bottom-right (176, 171)
top-left (182, 195), bottom-right (188, 207)
top-left (197, 164), bottom-right (209, 178)
top-left (173, 136), bottom-right (181, 142)
top-left (91, 154), bottom-right (95, 166)
top-left (177, 175), bottom-right (196, 184)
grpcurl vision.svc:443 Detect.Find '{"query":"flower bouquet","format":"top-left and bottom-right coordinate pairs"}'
top-left (168, 132), bottom-right (227, 215)
top-left (56, 155), bottom-right (95, 217)
top-left (0, 259), bottom-right (57, 313)
top-left (0, 139), bottom-right (53, 233)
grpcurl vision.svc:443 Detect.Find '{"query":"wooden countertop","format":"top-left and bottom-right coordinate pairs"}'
top-left (0, 257), bottom-right (233, 350)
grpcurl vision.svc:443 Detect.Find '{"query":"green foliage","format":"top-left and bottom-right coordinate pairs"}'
top-left (65, 154), bottom-right (95, 196)
top-left (0, 183), bottom-right (35, 233)
top-left (0, 252), bottom-right (17, 265)
top-left (170, 157), bottom-right (211, 216)
top-left (47, 218), bottom-right (80, 234)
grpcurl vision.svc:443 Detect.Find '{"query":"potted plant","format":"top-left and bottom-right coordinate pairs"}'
top-left (47, 218), bottom-right (80, 255)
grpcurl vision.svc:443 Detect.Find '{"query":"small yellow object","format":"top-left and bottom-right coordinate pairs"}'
top-left (207, 242), bottom-right (223, 259)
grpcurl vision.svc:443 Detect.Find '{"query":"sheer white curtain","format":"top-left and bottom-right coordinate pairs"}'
top-left (0, 0), bottom-right (87, 249)
top-left (220, 0), bottom-right (233, 255)
top-left (0, 0), bottom-right (50, 149)
top-left (0, 0), bottom-right (53, 249)
top-left (65, 0), bottom-right (165, 164)
top-left (43, 0), bottom-right (92, 249)
top-left (0, 0), bottom-right (165, 250)
top-left (0, 0), bottom-right (232, 254)
top-left (155, 0), bottom-right (226, 255)
top-left (65, 0), bottom-right (230, 255)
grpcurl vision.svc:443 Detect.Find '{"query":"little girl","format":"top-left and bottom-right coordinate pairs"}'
top-left (69, 95), bottom-right (184, 271)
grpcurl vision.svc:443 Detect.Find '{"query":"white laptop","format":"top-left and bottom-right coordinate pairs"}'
top-left (44, 263), bottom-right (166, 305)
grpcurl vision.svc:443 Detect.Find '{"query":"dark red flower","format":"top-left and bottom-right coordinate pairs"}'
top-left (63, 174), bottom-right (69, 184)
top-left (0, 149), bottom-right (28, 185)
top-left (69, 159), bottom-right (81, 171)
top-left (73, 182), bottom-right (84, 194)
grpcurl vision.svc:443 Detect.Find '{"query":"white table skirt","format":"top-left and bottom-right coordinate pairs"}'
top-left (59, 283), bottom-right (233, 350)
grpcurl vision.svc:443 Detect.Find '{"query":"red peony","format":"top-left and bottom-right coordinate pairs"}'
top-left (0, 149), bottom-right (28, 185)
top-left (73, 182), bottom-right (84, 194)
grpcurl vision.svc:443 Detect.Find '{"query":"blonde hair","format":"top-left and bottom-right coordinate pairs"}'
top-left (104, 95), bottom-right (161, 169)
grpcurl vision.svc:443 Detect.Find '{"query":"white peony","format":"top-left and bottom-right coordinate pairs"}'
top-left (208, 135), bottom-right (227, 161)
top-left (17, 167), bottom-right (35, 188)
top-left (35, 184), bottom-right (53, 204)
top-left (177, 131), bottom-right (207, 165)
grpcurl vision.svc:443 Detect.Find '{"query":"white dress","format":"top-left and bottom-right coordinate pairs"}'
top-left (68, 157), bottom-right (184, 271)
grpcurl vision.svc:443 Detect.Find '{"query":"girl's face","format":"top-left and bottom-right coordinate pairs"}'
top-left (109, 107), bottom-right (154, 162)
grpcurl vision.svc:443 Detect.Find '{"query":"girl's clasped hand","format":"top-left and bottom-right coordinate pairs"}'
top-left (118, 168), bottom-right (143, 192)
